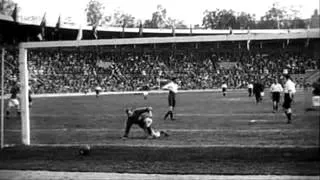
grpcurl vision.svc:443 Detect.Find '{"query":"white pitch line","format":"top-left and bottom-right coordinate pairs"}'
top-left (28, 112), bottom-right (310, 118)
top-left (0, 170), bottom-right (319, 180)
top-left (176, 113), bottom-right (308, 117)
top-left (4, 128), bottom-right (317, 133)
top-left (4, 143), bottom-right (319, 149)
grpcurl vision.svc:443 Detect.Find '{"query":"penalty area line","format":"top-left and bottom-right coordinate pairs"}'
top-left (3, 143), bottom-right (318, 149)
top-left (4, 128), bottom-right (316, 133)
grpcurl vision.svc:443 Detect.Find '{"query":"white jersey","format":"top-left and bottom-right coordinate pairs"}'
top-left (162, 82), bottom-right (179, 93)
top-left (284, 79), bottom-right (296, 94)
top-left (95, 86), bottom-right (102, 91)
top-left (270, 83), bottom-right (283, 92)
top-left (247, 83), bottom-right (253, 89)
top-left (221, 83), bottom-right (227, 89)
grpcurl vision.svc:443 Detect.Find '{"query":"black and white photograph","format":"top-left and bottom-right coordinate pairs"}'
top-left (0, 0), bottom-right (319, 179)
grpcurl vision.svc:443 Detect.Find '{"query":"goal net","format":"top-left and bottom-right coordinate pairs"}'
top-left (6, 38), bottom-right (187, 146)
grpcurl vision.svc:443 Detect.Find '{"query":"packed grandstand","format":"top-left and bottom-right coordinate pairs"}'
top-left (1, 13), bottom-right (319, 94)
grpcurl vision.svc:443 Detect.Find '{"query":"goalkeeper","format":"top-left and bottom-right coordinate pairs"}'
top-left (122, 107), bottom-right (168, 139)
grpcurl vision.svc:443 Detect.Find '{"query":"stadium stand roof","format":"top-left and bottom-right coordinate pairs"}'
top-left (0, 14), bottom-right (319, 47)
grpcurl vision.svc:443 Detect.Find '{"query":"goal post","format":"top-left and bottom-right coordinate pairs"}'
top-left (18, 46), bottom-right (30, 145)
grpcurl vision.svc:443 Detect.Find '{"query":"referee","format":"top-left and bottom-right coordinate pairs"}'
top-left (282, 74), bottom-right (296, 124)
top-left (270, 78), bottom-right (283, 113)
top-left (162, 77), bottom-right (179, 121)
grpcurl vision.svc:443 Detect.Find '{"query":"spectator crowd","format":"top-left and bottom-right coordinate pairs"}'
top-left (1, 47), bottom-right (319, 94)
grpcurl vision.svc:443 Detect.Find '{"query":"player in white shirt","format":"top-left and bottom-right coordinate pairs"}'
top-left (221, 83), bottom-right (227, 96)
top-left (95, 85), bottom-right (102, 98)
top-left (282, 74), bottom-right (296, 124)
top-left (247, 82), bottom-right (253, 97)
top-left (162, 77), bottom-right (179, 120)
top-left (270, 78), bottom-right (283, 113)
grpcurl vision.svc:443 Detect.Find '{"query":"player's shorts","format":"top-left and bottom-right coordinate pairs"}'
top-left (248, 88), bottom-right (252, 94)
top-left (168, 92), bottom-right (176, 107)
top-left (8, 98), bottom-right (20, 108)
top-left (144, 117), bottom-right (153, 128)
top-left (283, 93), bottom-right (292, 109)
top-left (222, 88), bottom-right (226, 92)
top-left (272, 92), bottom-right (280, 102)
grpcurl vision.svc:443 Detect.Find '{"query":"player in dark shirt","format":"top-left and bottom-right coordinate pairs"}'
top-left (253, 80), bottom-right (264, 104)
top-left (122, 107), bottom-right (168, 139)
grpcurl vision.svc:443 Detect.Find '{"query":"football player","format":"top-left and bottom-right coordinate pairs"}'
top-left (122, 107), bottom-right (168, 139)
top-left (6, 82), bottom-right (21, 118)
top-left (282, 74), bottom-right (296, 124)
top-left (162, 77), bottom-right (179, 121)
top-left (270, 78), bottom-right (283, 112)
top-left (221, 82), bottom-right (227, 96)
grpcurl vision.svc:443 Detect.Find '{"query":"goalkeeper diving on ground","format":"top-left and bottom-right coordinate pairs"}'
top-left (122, 106), bottom-right (169, 139)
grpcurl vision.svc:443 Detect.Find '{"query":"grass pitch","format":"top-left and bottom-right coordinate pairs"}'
top-left (0, 90), bottom-right (319, 175)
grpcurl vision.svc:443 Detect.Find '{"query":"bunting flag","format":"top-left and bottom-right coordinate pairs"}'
top-left (11, 4), bottom-right (18, 22)
top-left (54, 15), bottom-right (61, 40)
top-left (247, 39), bottom-right (251, 51)
top-left (286, 39), bottom-right (290, 46)
top-left (55, 16), bottom-right (61, 32)
top-left (37, 13), bottom-right (46, 40)
top-left (121, 22), bottom-right (125, 38)
top-left (229, 27), bottom-right (233, 35)
top-left (92, 25), bottom-right (98, 39)
top-left (238, 42), bottom-right (241, 49)
top-left (76, 25), bottom-right (83, 40)
top-left (260, 41), bottom-right (263, 49)
top-left (172, 25), bottom-right (175, 37)
top-left (138, 22), bottom-right (143, 37)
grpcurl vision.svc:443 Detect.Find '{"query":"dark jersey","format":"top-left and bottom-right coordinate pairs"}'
top-left (10, 86), bottom-right (19, 99)
top-left (253, 83), bottom-right (264, 94)
top-left (128, 107), bottom-right (151, 124)
top-left (124, 107), bottom-right (152, 137)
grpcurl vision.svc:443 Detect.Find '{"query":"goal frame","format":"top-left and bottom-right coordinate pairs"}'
top-left (18, 29), bottom-right (318, 145)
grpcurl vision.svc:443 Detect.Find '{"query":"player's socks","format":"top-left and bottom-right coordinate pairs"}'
top-left (287, 113), bottom-right (292, 123)
top-left (169, 111), bottom-right (174, 120)
top-left (164, 111), bottom-right (170, 120)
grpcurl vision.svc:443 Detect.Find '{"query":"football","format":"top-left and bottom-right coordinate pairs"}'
top-left (79, 145), bottom-right (91, 156)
